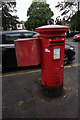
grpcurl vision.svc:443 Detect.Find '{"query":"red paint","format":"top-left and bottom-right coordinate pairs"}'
top-left (36, 25), bottom-right (69, 87)
top-left (14, 38), bottom-right (41, 67)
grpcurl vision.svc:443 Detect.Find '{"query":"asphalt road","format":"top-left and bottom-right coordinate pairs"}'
top-left (2, 37), bottom-right (80, 118)
top-left (2, 65), bottom-right (78, 118)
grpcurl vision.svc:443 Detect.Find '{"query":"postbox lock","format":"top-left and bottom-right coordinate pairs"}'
top-left (49, 39), bottom-right (51, 41)
top-left (61, 65), bottom-right (64, 68)
top-left (56, 37), bottom-right (59, 40)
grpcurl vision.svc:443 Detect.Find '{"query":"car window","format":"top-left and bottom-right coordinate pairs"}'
top-left (23, 33), bottom-right (35, 38)
top-left (2, 32), bottom-right (37, 44)
top-left (5, 33), bottom-right (21, 42)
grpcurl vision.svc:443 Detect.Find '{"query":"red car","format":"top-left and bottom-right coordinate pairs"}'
top-left (73, 34), bottom-right (80, 41)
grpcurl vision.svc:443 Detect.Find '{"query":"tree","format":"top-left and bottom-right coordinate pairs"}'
top-left (25, 0), bottom-right (54, 30)
top-left (70, 11), bottom-right (80, 32)
top-left (55, 1), bottom-right (80, 32)
top-left (55, 1), bottom-right (78, 21)
top-left (1, 2), bottom-right (19, 30)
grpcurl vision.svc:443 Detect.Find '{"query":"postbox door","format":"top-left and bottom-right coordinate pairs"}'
top-left (52, 45), bottom-right (64, 85)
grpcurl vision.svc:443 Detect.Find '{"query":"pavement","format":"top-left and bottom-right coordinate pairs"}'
top-left (2, 65), bottom-right (79, 118)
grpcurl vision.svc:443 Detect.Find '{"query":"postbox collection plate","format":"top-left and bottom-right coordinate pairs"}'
top-left (53, 48), bottom-right (60, 60)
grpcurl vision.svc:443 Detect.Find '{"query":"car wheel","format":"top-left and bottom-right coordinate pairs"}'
top-left (64, 55), bottom-right (68, 65)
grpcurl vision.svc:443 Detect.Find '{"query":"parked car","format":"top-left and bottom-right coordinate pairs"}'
top-left (0, 30), bottom-right (38, 72)
top-left (73, 34), bottom-right (80, 41)
top-left (64, 43), bottom-right (75, 65)
top-left (0, 30), bottom-right (75, 72)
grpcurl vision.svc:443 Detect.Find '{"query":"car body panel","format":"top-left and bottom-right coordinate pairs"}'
top-left (73, 34), bottom-right (80, 41)
top-left (2, 45), bottom-right (17, 68)
top-left (65, 43), bottom-right (75, 61)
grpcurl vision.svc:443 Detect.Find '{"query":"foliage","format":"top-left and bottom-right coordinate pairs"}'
top-left (70, 11), bottom-right (80, 32)
top-left (55, 1), bottom-right (80, 32)
top-left (25, 1), bottom-right (54, 30)
top-left (55, 1), bottom-right (77, 21)
top-left (1, 2), bottom-right (19, 30)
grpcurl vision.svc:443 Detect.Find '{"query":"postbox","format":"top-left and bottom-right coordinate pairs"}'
top-left (36, 25), bottom-right (69, 94)
top-left (14, 38), bottom-right (41, 67)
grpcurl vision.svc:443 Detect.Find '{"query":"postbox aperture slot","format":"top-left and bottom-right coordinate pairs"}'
top-left (50, 41), bottom-right (64, 44)
top-left (48, 38), bottom-right (64, 46)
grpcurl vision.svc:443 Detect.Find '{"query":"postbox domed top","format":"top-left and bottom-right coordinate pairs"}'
top-left (36, 25), bottom-right (69, 32)
top-left (36, 25), bottom-right (69, 37)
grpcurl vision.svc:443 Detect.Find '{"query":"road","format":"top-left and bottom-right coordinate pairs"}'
top-left (1, 38), bottom-right (80, 118)
top-left (65, 37), bottom-right (80, 64)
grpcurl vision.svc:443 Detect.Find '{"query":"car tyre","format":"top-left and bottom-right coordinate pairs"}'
top-left (64, 54), bottom-right (68, 65)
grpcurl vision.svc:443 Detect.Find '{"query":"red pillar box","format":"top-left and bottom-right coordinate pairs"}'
top-left (36, 25), bottom-right (69, 95)
top-left (14, 38), bottom-right (41, 67)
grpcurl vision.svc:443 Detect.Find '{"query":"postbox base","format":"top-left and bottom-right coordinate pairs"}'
top-left (41, 83), bottom-right (63, 97)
